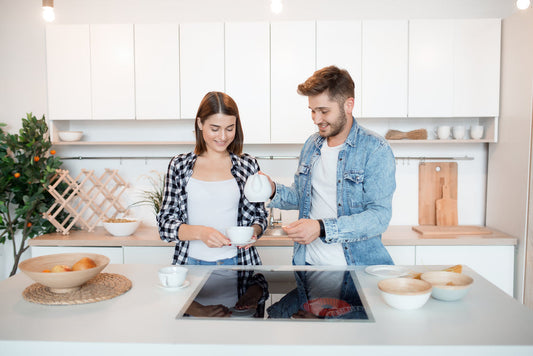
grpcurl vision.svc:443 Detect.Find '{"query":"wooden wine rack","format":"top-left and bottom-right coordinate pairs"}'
top-left (43, 169), bottom-right (130, 235)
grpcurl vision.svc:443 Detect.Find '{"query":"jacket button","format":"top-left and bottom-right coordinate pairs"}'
top-left (338, 203), bottom-right (341, 206)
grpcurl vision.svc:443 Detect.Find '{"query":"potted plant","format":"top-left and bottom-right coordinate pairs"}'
top-left (131, 170), bottom-right (165, 217)
top-left (0, 113), bottom-right (64, 276)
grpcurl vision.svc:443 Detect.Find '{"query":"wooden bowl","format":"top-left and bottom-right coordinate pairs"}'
top-left (421, 271), bottom-right (474, 301)
top-left (19, 253), bottom-right (110, 293)
top-left (378, 278), bottom-right (432, 310)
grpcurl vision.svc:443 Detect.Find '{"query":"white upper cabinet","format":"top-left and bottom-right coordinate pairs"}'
top-left (316, 21), bottom-right (362, 118)
top-left (271, 22), bottom-right (316, 144)
top-left (134, 24), bottom-right (180, 120)
top-left (225, 22), bottom-right (270, 144)
top-left (362, 21), bottom-right (408, 118)
top-left (90, 25), bottom-right (135, 120)
top-left (408, 20), bottom-right (454, 117)
top-left (453, 19), bottom-right (501, 117)
top-left (409, 19), bottom-right (501, 118)
top-left (46, 25), bottom-right (92, 120)
top-left (179, 23), bottom-right (225, 119)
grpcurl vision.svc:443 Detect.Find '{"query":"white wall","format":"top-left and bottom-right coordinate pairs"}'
top-left (487, 8), bottom-right (533, 303)
top-left (0, 0), bottom-right (518, 279)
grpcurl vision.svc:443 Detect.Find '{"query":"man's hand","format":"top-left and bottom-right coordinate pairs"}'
top-left (283, 219), bottom-right (321, 245)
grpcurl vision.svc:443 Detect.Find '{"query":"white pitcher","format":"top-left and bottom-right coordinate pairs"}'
top-left (244, 174), bottom-right (272, 202)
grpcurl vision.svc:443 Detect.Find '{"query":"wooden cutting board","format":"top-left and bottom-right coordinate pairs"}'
top-left (418, 162), bottom-right (458, 225)
top-left (412, 225), bottom-right (493, 236)
top-left (436, 182), bottom-right (458, 226)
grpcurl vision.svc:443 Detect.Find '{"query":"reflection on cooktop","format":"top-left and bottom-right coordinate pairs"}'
top-left (177, 269), bottom-right (372, 322)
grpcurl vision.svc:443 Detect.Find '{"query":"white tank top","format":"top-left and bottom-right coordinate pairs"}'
top-left (306, 142), bottom-right (347, 266)
top-left (186, 177), bottom-right (239, 261)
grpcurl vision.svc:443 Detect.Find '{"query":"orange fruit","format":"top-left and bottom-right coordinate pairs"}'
top-left (27, 222), bottom-right (32, 227)
top-left (34, 156), bottom-right (40, 162)
top-left (42, 269), bottom-right (51, 273)
top-left (50, 150), bottom-right (56, 155)
top-left (14, 172), bottom-right (21, 178)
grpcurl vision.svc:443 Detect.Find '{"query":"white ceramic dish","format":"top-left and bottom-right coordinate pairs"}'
top-left (157, 280), bottom-right (190, 291)
top-left (103, 219), bottom-right (140, 237)
top-left (378, 278), bottom-right (432, 310)
top-left (229, 307), bottom-right (256, 318)
top-left (232, 239), bottom-right (255, 247)
top-left (365, 265), bottom-right (410, 278)
top-left (58, 131), bottom-right (83, 142)
top-left (421, 271), bottom-right (474, 301)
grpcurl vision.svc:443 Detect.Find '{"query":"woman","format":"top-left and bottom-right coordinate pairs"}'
top-left (157, 91), bottom-right (268, 265)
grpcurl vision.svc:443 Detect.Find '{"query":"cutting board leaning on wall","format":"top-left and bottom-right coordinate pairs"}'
top-left (418, 162), bottom-right (458, 226)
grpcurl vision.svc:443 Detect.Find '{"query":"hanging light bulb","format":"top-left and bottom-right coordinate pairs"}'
top-left (42, 0), bottom-right (55, 22)
top-left (271, 0), bottom-right (283, 14)
top-left (516, 0), bottom-right (531, 10)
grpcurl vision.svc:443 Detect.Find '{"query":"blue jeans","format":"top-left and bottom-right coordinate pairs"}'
top-left (187, 256), bottom-right (238, 265)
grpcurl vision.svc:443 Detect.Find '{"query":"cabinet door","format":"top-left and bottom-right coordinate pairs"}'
top-left (453, 19), bottom-right (501, 117)
top-left (123, 246), bottom-right (175, 264)
top-left (316, 21), bottom-right (362, 118)
top-left (408, 20), bottom-right (454, 117)
top-left (31, 246), bottom-right (124, 264)
top-left (46, 25), bottom-right (92, 120)
top-left (180, 23), bottom-right (225, 119)
top-left (415, 245), bottom-right (514, 296)
top-left (362, 21), bottom-right (408, 118)
top-left (385, 246), bottom-right (415, 265)
top-left (225, 22), bottom-right (270, 143)
top-left (134, 24), bottom-right (180, 120)
top-left (271, 21), bottom-right (316, 143)
top-left (90, 24), bottom-right (135, 120)
top-left (256, 247), bottom-right (293, 266)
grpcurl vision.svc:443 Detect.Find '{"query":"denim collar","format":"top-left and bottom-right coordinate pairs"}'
top-left (313, 116), bottom-right (359, 149)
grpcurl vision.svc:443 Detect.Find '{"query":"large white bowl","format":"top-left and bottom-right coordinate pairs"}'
top-left (421, 271), bottom-right (474, 301)
top-left (378, 278), bottom-right (432, 310)
top-left (19, 253), bottom-right (109, 293)
top-left (58, 131), bottom-right (83, 142)
top-left (103, 219), bottom-right (140, 237)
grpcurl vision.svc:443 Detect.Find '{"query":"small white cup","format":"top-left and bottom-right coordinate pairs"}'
top-left (452, 126), bottom-right (466, 140)
top-left (226, 226), bottom-right (254, 244)
top-left (436, 126), bottom-right (451, 140)
top-left (470, 125), bottom-right (484, 140)
top-left (158, 266), bottom-right (187, 288)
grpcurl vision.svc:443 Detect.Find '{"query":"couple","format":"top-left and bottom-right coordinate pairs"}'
top-left (157, 65), bottom-right (396, 267)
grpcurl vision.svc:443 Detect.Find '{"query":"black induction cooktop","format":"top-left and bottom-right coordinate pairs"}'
top-left (176, 269), bottom-right (373, 322)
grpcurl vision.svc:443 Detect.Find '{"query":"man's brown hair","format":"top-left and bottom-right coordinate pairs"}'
top-left (194, 91), bottom-right (243, 156)
top-left (297, 65), bottom-right (355, 105)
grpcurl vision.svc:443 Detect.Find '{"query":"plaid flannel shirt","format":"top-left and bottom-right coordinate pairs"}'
top-left (157, 151), bottom-right (268, 265)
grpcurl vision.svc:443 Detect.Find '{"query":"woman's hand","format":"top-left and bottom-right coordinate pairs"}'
top-left (179, 224), bottom-right (231, 248)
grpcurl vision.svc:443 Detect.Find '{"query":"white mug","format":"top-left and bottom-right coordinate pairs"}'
top-left (470, 125), bottom-right (484, 140)
top-left (158, 266), bottom-right (187, 288)
top-left (452, 126), bottom-right (466, 140)
top-left (436, 126), bottom-right (451, 140)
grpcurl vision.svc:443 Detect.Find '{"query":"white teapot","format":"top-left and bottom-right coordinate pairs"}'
top-left (244, 174), bottom-right (272, 202)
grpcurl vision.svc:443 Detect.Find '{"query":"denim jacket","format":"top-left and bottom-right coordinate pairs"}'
top-left (270, 117), bottom-right (395, 265)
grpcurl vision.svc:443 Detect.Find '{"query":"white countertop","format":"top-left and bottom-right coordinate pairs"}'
top-left (1, 264), bottom-right (532, 356)
top-left (29, 225), bottom-right (518, 247)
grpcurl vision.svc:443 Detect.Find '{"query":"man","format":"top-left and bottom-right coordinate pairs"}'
top-left (265, 65), bottom-right (396, 266)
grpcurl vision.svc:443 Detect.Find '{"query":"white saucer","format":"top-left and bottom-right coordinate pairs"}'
top-left (229, 307), bottom-right (256, 318)
top-left (365, 265), bottom-right (410, 278)
top-left (157, 280), bottom-right (190, 291)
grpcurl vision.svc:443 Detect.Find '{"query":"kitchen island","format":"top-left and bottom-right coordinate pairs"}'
top-left (1, 264), bottom-right (532, 356)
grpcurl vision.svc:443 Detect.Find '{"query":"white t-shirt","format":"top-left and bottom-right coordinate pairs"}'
top-left (186, 177), bottom-right (239, 261)
top-left (306, 142), bottom-right (348, 266)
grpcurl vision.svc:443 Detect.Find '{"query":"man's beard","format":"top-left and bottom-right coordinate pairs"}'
top-left (319, 105), bottom-right (347, 138)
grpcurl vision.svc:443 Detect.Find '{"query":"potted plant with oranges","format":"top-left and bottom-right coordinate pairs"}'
top-left (0, 113), bottom-right (64, 276)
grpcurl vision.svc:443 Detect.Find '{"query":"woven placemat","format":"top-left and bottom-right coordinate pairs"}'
top-left (22, 273), bottom-right (132, 305)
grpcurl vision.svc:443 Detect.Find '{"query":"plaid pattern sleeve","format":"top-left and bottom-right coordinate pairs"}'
top-left (157, 152), bottom-right (268, 266)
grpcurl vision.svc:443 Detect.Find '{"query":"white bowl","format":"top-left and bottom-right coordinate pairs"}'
top-left (421, 271), bottom-right (474, 301)
top-left (226, 226), bottom-right (254, 244)
top-left (378, 278), bottom-right (432, 310)
top-left (19, 253), bottom-right (109, 293)
top-left (58, 131), bottom-right (83, 142)
top-left (103, 219), bottom-right (140, 237)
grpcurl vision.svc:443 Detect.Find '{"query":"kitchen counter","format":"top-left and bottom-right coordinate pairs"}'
top-left (1, 264), bottom-right (532, 356)
top-left (29, 225), bottom-right (517, 248)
